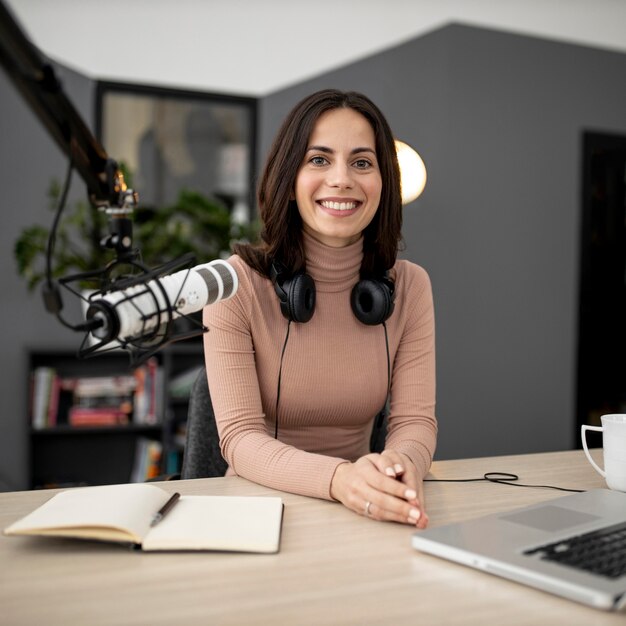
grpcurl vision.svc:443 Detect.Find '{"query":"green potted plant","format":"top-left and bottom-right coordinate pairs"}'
top-left (14, 178), bottom-right (258, 292)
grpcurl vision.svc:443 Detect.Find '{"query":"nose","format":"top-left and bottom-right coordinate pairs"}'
top-left (327, 161), bottom-right (354, 189)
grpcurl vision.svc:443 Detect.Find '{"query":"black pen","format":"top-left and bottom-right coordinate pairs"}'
top-left (150, 492), bottom-right (180, 527)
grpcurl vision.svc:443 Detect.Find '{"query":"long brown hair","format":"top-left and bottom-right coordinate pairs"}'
top-left (234, 89), bottom-right (403, 278)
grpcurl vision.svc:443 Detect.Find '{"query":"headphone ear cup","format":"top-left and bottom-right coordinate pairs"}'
top-left (351, 278), bottom-right (395, 326)
top-left (271, 261), bottom-right (316, 323)
top-left (285, 272), bottom-right (316, 323)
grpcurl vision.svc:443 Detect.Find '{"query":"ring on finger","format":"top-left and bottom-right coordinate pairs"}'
top-left (365, 501), bottom-right (372, 516)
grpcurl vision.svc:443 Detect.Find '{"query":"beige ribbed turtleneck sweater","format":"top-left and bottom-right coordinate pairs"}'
top-left (203, 232), bottom-right (437, 500)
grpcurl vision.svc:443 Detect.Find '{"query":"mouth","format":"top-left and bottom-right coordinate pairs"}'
top-left (318, 200), bottom-right (360, 212)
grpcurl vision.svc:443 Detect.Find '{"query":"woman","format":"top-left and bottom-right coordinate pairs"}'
top-left (203, 89), bottom-right (436, 527)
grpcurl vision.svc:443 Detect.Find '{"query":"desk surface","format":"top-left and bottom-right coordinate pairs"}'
top-left (1, 449), bottom-right (623, 625)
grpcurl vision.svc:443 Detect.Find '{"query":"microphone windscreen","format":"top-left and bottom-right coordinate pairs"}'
top-left (210, 261), bottom-right (237, 300)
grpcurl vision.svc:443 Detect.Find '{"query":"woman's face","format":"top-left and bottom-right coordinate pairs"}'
top-left (294, 107), bottom-right (382, 248)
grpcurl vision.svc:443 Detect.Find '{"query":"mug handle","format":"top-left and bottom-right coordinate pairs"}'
top-left (581, 425), bottom-right (605, 478)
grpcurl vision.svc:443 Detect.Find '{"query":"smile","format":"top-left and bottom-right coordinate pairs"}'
top-left (318, 200), bottom-right (359, 211)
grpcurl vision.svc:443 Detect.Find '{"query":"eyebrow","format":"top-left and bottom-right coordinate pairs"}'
top-left (306, 145), bottom-right (377, 156)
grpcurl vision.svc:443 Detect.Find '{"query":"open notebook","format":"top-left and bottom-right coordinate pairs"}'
top-left (4, 483), bottom-right (284, 553)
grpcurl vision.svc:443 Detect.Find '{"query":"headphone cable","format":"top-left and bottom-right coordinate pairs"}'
top-left (424, 472), bottom-right (584, 493)
top-left (377, 321), bottom-right (391, 428)
top-left (274, 320), bottom-right (291, 439)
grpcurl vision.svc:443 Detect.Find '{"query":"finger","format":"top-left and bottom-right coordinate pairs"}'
top-left (393, 454), bottom-right (421, 497)
top-left (413, 482), bottom-right (429, 529)
top-left (379, 459), bottom-right (420, 504)
top-left (366, 465), bottom-right (419, 503)
top-left (368, 452), bottom-right (409, 480)
top-left (365, 497), bottom-right (424, 525)
top-left (341, 457), bottom-right (426, 525)
top-left (362, 489), bottom-right (425, 525)
top-left (372, 476), bottom-right (428, 527)
top-left (415, 510), bottom-right (429, 529)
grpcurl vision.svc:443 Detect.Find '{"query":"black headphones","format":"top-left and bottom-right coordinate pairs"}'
top-left (270, 260), bottom-right (395, 325)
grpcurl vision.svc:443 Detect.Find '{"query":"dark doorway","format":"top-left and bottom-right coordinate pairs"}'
top-left (576, 132), bottom-right (626, 448)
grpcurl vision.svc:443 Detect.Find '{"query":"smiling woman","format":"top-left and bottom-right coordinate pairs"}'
top-left (202, 89), bottom-right (437, 529)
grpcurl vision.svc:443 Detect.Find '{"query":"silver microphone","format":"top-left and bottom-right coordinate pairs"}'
top-left (85, 259), bottom-right (238, 344)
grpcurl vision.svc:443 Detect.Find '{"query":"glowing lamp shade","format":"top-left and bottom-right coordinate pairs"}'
top-left (395, 140), bottom-right (427, 205)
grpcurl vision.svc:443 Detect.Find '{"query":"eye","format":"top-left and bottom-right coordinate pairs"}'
top-left (353, 158), bottom-right (373, 169)
top-left (309, 155), bottom-right (329, 166)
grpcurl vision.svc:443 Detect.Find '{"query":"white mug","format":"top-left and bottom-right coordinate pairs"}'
top-left (581, 414), bottom-right (626, 492)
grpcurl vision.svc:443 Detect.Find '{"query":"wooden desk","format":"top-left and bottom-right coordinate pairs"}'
top-left (1, 449), bottom-right (623, 625)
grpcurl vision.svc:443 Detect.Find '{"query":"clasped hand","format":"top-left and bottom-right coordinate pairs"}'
top-left (330, 451), bottom-right (428, 528)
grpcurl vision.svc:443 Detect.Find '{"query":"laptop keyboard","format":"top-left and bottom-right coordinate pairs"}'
top-left (524, 521), bottom-right (626, 579)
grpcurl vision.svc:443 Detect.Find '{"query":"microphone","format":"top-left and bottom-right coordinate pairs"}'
top-left (84, 259), bottom-right (238, 345)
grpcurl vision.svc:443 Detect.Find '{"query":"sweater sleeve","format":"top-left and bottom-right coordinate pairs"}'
top-left (202, 258), bottom-right (346, 500)
top-left (384, 263), bottom-right (437, 480)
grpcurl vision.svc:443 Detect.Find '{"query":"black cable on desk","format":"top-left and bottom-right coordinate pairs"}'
top-left (424, 472), bottom-right (584, 493)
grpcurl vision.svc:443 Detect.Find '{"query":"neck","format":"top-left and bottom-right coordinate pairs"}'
top-left (302, 230), bottom-right (363, 293)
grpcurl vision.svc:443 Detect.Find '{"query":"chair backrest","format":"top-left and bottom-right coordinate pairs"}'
top-left (369, 411), bottom-right (388, 454)
top-left (180, 367), bottom-right (228, 479)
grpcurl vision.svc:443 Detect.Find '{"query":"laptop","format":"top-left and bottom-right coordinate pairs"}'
top-left (411, 489), bottom-right (626, 611)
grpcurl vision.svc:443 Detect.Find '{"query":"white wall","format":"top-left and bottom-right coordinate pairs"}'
top-left (6, 0), bottom-right (626, 95)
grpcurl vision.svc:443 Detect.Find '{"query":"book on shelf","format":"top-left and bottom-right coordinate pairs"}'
top-left (46, 375), bottom-right (61, 427)
top-left (29, 359), bottom-right (163, 429)
top-left (68, 407), bottom-right (131, 427)
top-left (31, 367), bottom-right (55, 430)
top-left (164, 449), bottom-right (182, 476)
top-left (130, 438), bottom-right (163, 482)
top-left (133, 357), bottom-right (161, 425)
top-left (4, 483), bottom-right (284, 553)
top-left (71, 374), bottom-right (137, 398)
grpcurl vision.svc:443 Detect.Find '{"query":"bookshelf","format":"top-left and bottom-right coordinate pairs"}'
top-left (27, 342), bottom-right (204, 488)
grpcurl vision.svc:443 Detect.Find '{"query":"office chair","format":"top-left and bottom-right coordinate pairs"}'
top-left (369, 412), bottom-right (388, 455)
top-left (179, 367), bottom-right (228, 479)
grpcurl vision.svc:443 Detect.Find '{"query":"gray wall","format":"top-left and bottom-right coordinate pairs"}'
top-left (259, 24), bottom-right (626, 462)
top-left (0, 61), bottom-right (94, 490)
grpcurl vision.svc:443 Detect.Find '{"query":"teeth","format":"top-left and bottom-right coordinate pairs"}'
top-left (320, 201), bottom-right (358, 211)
